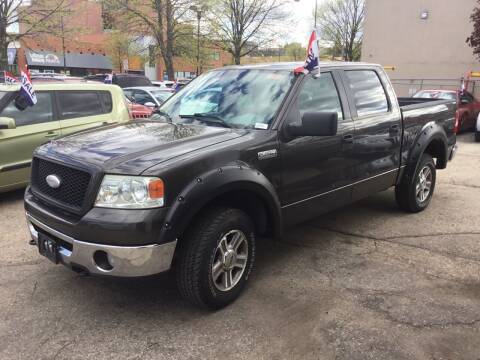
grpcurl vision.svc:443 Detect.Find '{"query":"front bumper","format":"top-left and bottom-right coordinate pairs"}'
top-left (27, 212), bottom-right (176, 277)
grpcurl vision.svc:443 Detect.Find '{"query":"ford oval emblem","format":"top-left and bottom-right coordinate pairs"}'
top-left (45, 174), bottom-right (61, 189)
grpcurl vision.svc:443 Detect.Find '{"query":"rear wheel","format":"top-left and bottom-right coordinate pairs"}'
top-left (176, 207), bottom-right (255, 310)
top-left (475, 131), bottom-right (480, 142)
top-left (395, 154), bottom-right (436, 213)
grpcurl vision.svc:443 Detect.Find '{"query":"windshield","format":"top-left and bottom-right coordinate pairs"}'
top-left (159, 69), bottom-right (294, 129)
top-left (152, 91), bottom-right (172, 103)
top-left (413, 90), bottom-right (457, 101)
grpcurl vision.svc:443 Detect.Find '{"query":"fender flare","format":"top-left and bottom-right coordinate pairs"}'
top-left (404, 121), bottom-right (448, 181)
top-left (157, 163), bottom-right (283, 244)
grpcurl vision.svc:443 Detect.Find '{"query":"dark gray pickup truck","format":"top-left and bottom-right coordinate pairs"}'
top-left (25, 62), bottom-right (457, 309)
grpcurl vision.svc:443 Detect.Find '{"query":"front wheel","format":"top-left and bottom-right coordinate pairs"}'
top-left (395, 153), bottom-right (436, 213)
top-left (176, 207), bottom-right (255, 310)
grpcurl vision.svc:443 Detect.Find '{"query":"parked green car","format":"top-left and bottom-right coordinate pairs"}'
top-left (0, 83), bottom-right (130, 193)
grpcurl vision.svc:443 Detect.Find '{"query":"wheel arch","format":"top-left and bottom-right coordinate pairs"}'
top-left (408, 122), bottom-right (449, 171)
top-left (157, 164), bottom-right (283, 245)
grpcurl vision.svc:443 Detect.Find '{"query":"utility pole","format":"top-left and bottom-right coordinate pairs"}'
top-left (294, 0), bottom-right (318, 29)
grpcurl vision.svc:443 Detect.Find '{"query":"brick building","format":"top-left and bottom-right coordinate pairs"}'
top-left (15, 0), bottom-right (114, 76)
top-left (12, 0), bottom-right (232, 79)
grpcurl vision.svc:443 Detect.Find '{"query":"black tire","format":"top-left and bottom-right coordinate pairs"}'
top-left (395, 153), bottom-right (436, 213)
top-left (176, 207), bottom-right (255, 310)
top-left (475, 131), bottom-right (480, 142)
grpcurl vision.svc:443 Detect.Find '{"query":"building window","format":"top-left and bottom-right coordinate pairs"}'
top-left (211, 52), bottom-right (220, 61)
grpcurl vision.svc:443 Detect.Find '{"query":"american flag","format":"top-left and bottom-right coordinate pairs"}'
top-left (294, 30), bottom-right (320, 75)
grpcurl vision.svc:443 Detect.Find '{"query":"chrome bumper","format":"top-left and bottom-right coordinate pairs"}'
top-left (26, 213), bottom-right (176, 277)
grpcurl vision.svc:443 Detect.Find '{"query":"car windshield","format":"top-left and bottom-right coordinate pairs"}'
top-left (152, 91), bottom-right (172, 103)
top-left (159, 69), bottom-right (295, 129)
top-left (413, 91), bottom-right (457, 101)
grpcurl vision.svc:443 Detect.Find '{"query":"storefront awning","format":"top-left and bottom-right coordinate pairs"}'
top-left (25, 50), bottom-right (112, 70)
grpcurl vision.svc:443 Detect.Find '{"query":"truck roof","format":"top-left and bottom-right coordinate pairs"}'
top-left (219, 61), bottom-right (381, 71)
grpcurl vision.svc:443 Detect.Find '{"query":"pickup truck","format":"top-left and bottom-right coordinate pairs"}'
top-left (24, 62), bottom-right (457, 310)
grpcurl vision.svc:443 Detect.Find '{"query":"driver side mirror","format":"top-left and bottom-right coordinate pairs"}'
top-left (461, 99), bottom-right (469, 105)
top-left (0, 117), bottom-right (16, 130)
top-left (287, 111), bottom-right (338, 137)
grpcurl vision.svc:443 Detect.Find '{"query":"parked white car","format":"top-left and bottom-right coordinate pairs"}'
top-left (123, 86), bottom-right (174, 108)
top-left (151, 81), bottom-right (175, 90)
top-left (476, 113), bottom-right (480, 142)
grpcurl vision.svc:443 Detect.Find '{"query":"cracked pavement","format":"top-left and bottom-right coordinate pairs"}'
top-left (1, 133), bottom-right (479, 360)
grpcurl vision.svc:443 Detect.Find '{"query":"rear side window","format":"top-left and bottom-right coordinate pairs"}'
top-left (297, 72), bottom-right (344, 120)
top-left (57, 91), bottom-right (103, 119)
top-left (99, 91), bottom-right (113, 113)
top-left (345, 70), bottom-right (389, 117)
top-left (1, 92), bottom-right (54, 126)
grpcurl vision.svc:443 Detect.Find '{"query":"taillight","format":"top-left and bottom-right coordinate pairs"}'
top-left (454, 110), bottom-right (460, 134)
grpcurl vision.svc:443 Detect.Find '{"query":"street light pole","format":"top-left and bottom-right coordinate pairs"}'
top-left (190, 5), bottom-right (203, 77)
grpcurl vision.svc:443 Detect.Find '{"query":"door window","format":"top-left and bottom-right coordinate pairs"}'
top-left (297, 72), bottom-right (343, 120)
top-left (345, 70), bottom-right (389, 117)
top-left (57, 91), bottom-right (104, 119)
top-left (99, 91), bottom-right (113, 112)
top-left (0, 92), bottom-right (54, 126)
top-left (133, 90), bottom-right (155, 105)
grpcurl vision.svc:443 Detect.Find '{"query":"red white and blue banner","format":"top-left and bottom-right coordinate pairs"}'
top-left (19, 69), bottom-right (37, 106)
top-left (295, 29), bottom-right (320, 75)
top-left (4, 71), bottom-right (18, 84)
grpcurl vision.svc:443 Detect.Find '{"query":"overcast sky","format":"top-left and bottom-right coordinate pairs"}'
top-left (282, 0), bottom-right (324, 46)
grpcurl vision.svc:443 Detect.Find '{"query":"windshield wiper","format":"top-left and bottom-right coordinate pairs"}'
top-left (154, 110), bottom-right (173, 123)
top-left (179, 113), bottom-right (231, 128)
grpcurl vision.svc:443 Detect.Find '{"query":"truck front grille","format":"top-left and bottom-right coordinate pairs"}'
top-left (31, 157), bottom-right (92, 210)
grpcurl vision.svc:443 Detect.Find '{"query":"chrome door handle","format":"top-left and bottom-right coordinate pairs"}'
top-left (45, 131), bottom-right (58, 138)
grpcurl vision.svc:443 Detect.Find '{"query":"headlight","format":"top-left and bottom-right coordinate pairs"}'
top-left (95, 175), bottom-right (164, 209)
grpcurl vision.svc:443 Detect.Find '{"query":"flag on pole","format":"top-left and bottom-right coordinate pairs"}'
top-left (19, 69), bottom-right (37, 106)
top-left (4, 71), bottom-right (18, 84)
top-left (294, 29), bottom-right (321, 75)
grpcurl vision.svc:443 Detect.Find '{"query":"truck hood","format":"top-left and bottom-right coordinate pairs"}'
top-left (38, 121), bottom-right (247, 174)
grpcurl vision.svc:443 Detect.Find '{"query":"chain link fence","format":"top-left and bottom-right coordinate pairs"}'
top-left (390, 78), bottom-right (480, 97)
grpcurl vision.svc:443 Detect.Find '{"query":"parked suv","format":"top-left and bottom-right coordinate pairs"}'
top-left (0, 83), bottom-right (130, 193)
top-left (25, 63), bottom-right (456, 309)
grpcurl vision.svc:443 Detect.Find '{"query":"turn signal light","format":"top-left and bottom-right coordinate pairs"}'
top-left (148, 179), bottom-right (164, 199)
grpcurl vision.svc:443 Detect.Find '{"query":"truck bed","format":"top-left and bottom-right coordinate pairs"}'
top-left (397, 97), bottom-right (457, 169)
top-left (397, 97), bottom-right (453, 110)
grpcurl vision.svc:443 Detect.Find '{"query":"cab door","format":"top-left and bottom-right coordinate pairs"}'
top-left (340, 68), bottom-right (402, 200)
top-left (56, 90), bottom-right (114, 137)
top-left (279, 71), bottom-right (355, 226)
top-left (0, 91), bottom-right (60, 191)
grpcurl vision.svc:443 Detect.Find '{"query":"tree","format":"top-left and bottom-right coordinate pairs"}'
top-left (316, 0), bottom-right (364, 61)
top-left (284, 42), bottom-right (305, 61)
top-left (104, 0), bottom-right (193, 80)
top-left (208, 0), bottom-right (287, 65)
top-left (467, 1), bottom-right (480, 59)
top-left (0, 0), bottom-right (72, 70)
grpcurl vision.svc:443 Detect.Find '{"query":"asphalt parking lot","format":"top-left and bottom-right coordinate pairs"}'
top-left (1, 133), bottom-right (479, 360)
